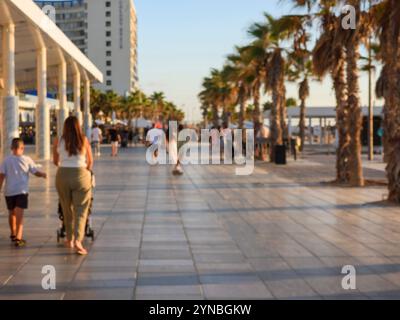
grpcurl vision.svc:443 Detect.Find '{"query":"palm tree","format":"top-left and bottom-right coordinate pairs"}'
top-left (226, 50), bottom-right (253, 129)
top-left (282, 13), bottom-right (313, 152)
top-left (149, 92), bottom-right (166, 122)
top-left (199, 71), bottom-right (222, 127)
top-left (337, 0), bottom-right (368, 187)
top-left (199, 68), bottom-right (237, 127)
top-left (312, 12), bottom-right (351, 183)
top-left (374, 0), bottom-right (400, 202)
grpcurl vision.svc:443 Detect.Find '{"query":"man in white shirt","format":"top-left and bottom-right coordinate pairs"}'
top-left (146, 122), bottom-right (166, 159)
top-left (91, 124), bottom-right (103, 156)
top-left (146, 122), bottom-right (165, 146)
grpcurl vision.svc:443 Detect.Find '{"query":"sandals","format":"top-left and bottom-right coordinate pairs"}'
top-left (75, 248), bottom-right (88, 255)
top-left (74, 242), bottom-right (88, 255)
top-left (10, 235), bottom-right (17, 242)
top-left (15, 239), bottom-right (27, 248)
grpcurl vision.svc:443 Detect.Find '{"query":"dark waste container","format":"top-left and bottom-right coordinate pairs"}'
top-left (275, 145), bottom-right (287, 165)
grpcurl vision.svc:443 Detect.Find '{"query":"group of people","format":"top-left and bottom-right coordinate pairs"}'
top-left (91, 124), bottom-right (141, 158)
top-left (0, 116), bottom-right (94, 255)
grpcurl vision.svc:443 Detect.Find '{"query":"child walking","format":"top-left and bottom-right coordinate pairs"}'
top-left (0, 138), bottom-right (47, 247)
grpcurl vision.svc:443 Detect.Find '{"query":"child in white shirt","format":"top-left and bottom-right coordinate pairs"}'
top-left (0, 138), bottom-right (47, 247)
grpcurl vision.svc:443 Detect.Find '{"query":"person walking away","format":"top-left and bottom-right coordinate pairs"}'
top-left (146, 122), bottom-right (165, 159)
top-left (128, 128), bottom-right (134, 147)
top-left (91, 124), bottom-right (102, 157)
top-left (210, 126), bottom-right (220, 163)
top-left (53, 116), bottom-right (93, 255)
top-left (0, 138), bottom-right (47, 247)
top-left (121, 127), bottom-right (129, 148)
top-left (221, 123), bottom-right (233, 162)
top-left (167, 124), bottom-right (184, 175)
top-left (256, 125), bottom-right (270, 161)
top-left (108, 125), bottom-right (121, 157)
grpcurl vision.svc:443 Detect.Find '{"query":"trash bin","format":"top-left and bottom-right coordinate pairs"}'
top-left (275, 145), bottom-right (287, 165)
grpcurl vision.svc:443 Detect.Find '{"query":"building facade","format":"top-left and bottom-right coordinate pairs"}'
top-left (35, 0), bottom-right (138, 95)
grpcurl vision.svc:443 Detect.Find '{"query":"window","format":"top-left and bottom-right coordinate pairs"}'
top-left (106, 51), bottom-right (112, 57)
top-left (106, 80), bottom-right (112, 86)
top-left (107, 70), bottom-right (112, 76)
top-left (106, 41), bottom-right (111, 47)
top-left (106, 11), bottom-right (111, 17)
top-left (106, 61), bottom-right (112, 66)
top-left (106, 21), bottom-right (111, 27)
top-left (106, 1), bottom-right (111, 7)
top-left (106, 31), bottom-right (111, 37)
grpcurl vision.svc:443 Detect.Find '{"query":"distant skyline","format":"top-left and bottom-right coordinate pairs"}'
top-left (136, 0), bottom-right (381, 122)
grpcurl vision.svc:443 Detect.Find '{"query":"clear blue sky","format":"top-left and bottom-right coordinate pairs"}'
top-left (136, 0), bottom-right (377, 122)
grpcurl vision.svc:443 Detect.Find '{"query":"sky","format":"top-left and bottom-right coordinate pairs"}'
top-left (133, 0), bottom-right (377, 122)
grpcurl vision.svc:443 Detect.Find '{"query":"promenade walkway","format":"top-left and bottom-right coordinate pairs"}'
top-left (0, 146), bottom-right (400, 300)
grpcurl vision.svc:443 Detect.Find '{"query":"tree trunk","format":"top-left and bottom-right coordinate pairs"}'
top-left (252, 81), bottom-right (262, 130)
top-left (238, 85), bottom-right (246, 129)
top-left (346, 42), bottom-right (364, 187)
top-left (298, 78), bottom-right (309, 152)
top-left (238, 95), bottom-right (245, 130)
top-left (383, 1), bottom-right (400, 202)
top-left (279, 81), bottom-right (288, 141)
top-left (332, 50), bottom-right (351, 184)
top-left (270, 84), bottom-right (283, 163)
top-left (299, 98), bottom-right (306, 152)
top-left (212, 104), bottom-right (219, 127)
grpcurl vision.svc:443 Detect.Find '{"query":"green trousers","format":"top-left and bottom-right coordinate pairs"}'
top-left (56, 167), bottom-right (92, 242)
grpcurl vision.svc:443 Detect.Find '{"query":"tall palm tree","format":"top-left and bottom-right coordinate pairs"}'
top-left (374, 0), bottom-right (400, 202)
top-left (226, 49), bottom-right (253, 129)
top-left (199, 68), bottom-right (237, 127)
top-left (199, 71), bottom-right (223, 127)
top-left (312, 12), bottom-right (351, 183)
top-left (248, 14), bottom-right (291, 161)
top-left (233, 43), bottom-right (267, 131)
top-left (279, 12), bottom-right (313, 152)
top-left (337, 0), bottom-right (368, 187)
top-left (149, 91), bottom-right (166, 122)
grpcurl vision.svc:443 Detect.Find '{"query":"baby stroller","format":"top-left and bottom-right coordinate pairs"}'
top-left (56, 172), bottom-right (96, 243)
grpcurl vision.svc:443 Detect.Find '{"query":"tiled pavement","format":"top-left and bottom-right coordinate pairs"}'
top-left (0, 146), bottom-right (400, 300)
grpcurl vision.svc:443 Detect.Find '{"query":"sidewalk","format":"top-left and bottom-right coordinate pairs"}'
top-left (0, 146), bottom-right (400, 300)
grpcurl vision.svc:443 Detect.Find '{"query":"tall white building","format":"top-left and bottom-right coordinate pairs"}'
top-left (35, 0), bottom-right (138, 95)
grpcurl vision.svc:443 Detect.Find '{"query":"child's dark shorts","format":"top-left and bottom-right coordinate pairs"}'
top-left (5, 194), bottom-right (29, 211)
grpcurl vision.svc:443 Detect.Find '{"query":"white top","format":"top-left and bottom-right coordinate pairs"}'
top-left (257, 126), bottom-right (270, 139)
top-left (0, 155), bottom-right (38, 196)
top-left (58, 138), bottom-right (87, 168)
top-left (91, 127), bottom-right (102, 142)
top-left (146, 128), bottom-right (165, 145)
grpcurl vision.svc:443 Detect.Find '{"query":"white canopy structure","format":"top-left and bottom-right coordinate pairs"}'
top-left (0, 0), bottom-right (103, 159)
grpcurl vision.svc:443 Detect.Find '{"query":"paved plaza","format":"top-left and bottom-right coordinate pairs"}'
top-left (0, 146), bottom-right (400, 300)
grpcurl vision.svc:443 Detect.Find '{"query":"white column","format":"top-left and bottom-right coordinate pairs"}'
top-left (73, 68), bottom-right (82, 125)
top-left (83, 79), bottom-right (92, 139)
top-left (35, 47), bottom-right (50, 160)
top-left (1, 23), bottom-right (19, 159)
top-left (57, 61), bottom-right (68, 137)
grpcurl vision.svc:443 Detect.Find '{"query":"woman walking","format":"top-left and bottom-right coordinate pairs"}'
top-left (53, 116), bottom-right (93, 255)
